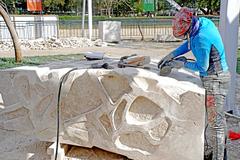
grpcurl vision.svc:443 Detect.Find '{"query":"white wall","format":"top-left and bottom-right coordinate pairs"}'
top-left (0, 15), bottom-right (58, 41)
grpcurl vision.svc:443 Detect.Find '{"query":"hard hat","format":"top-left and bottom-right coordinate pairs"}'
top-left (172, 7), bottom-right (193, 38)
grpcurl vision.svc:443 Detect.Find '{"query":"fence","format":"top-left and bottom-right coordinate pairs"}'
top-left (0, 17), bottom-right (221, 41)
top-left (0, 20), bottom-right (58, 40)
top-left (0, 18), bottom-right (179, 41)
top-left (0, 15), bottom-right (58, 41)
top-left (59, 17), bottom-right (220, 40)
top-left (58, 19), bottom-right (175, 40)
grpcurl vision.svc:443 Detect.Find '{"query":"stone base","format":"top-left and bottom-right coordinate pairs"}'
top-left (99, 21), bottom-right (121, 43)
top-left (0, 63), bottom-right (205, 160)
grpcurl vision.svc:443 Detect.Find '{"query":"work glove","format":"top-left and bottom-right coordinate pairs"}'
top-left (170, 56), bottom-right (187, 69)
top-left (157, 52), bottom-right (175, 69)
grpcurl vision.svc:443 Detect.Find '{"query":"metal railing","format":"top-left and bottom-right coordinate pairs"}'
top-left (59, 19), bottom-right (175, 40)
top-left (0, 20), bottom-right (58, 41)
top-left (0, 18), bottom-right (220, 41)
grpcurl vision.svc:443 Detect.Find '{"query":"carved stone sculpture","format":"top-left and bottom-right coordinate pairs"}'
top-left (0, 65), bottom-right (205, 160)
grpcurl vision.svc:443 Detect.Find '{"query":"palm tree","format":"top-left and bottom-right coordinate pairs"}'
top-left (0, 2), bottom-right (22, 62)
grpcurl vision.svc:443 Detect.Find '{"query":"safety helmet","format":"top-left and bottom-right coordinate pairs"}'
top-left (172, 7), bottom-right (193, 39)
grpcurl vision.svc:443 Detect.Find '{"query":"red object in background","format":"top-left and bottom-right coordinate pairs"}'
top-left (206, 95), bottom-right (215, 108)
top-left (27, 0), bottom-right (42, 11)
top-left (228, 130), bottom-right (240, 140)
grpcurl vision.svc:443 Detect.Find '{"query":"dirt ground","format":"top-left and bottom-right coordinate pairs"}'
top-left (0, 40), bottom-right (182, 59)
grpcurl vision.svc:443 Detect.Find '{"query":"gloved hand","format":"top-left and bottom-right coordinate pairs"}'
top-left (158, 52), bottom-right (175, 69)
top-left (175, 56), bottom-right (187, 63)
top-left (170, 56), bottom-right (187, 69)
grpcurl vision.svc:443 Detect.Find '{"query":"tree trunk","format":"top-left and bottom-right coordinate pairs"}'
top-left (200, 8), bottom-right (208, 15)
top-left (0, 5), bottom-right (22, 62)
top-left (207, 0), bottom-right (212, 15)
top-left (12, 1), bottom-right (17, 14)
top-left (107, 7), bottom-right (111, 18)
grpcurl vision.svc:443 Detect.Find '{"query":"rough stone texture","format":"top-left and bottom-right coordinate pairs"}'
top-left (0, 62), bottom-right (205, 160)
top-left (65, 146), bottom-right (129, 160)
top-left (0, 37), bottom-right (108, 51)
top-left (99, 21), bottom-right (121, 43)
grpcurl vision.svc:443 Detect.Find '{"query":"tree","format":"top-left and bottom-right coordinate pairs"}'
top-left (112, 0), bottom-right (132, 16)
top-left (43, 0), bottom-right (65, 11)
top-left (175, 0), bottom-right (220, 15)
top-left (157, 0), bottom-right (171, 11)
top-left (100, 0), bottom-right (115, 17)
top-left (97, 0), bottom-right (131, 17)
top-left (0, 1), bottom-right (22, 62)
top-left (2, 0), bottom-right (16, 14)
top-left (57, 0), bottom-right (82, 15)
top-left (174, 0), bottom-right (196, 8)
top-left (132, 0), bottom-right (143, 14)
top-left (197, 0), bottom-right (220, 15)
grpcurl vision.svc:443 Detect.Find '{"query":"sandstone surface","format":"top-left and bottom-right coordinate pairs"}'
top-left (0, 61), bottom-right (205, 160)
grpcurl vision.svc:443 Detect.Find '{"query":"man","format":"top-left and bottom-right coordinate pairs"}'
top-left (158, 7), bottom-right (230, 160)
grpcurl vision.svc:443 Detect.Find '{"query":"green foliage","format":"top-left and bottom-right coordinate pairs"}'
top-left (133, 1), bottom-right (143, 13)
top-left (2, 0), bottom-right (18, 14)
top-left (175, 0), bottom-right (195, 7)
top-left (59, 15), bottom-right (173, 21)
top-left (59, 15), bottom-right (109, 21)
top-left (43, 0), bottom-right (65, 11)
top-left (112, 0), bottom-right (132, 16)
top-left (2, 0), bottom-right (221, 16)
top-left (157, 0), bottom-right (171, 11)
top-left (166, 0), bottom-right (220, 15)
top-left (0, 54), bottom-right (84, 69)
top-left (196, 0), bottom-right (220, 15)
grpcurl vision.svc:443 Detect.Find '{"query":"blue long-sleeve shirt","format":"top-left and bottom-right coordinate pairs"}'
top-left (171, 17), bottom-right (228, 77)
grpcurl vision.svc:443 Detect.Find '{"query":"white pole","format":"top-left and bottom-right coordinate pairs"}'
top-left (88, 0), bottom-right (93, 40)
top-left (166, 0), bottom-right (181, 11)
top-left (82, 0), bottom-right (86, 37)
top-left (219, 0), bottom-right (240, 115)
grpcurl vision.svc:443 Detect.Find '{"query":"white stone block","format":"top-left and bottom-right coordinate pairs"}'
top-left (0, 64), bottom-right (205, 160)
top-left (99, 21), bottom-right (121, 43)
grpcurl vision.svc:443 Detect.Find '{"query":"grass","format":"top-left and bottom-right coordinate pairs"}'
top-left (59, 15), bottom-right (173, 21)
top-left (237, 49), bottom-right (240, 74)
top-left (58, 15), bottom-right (220, 21)
top-left (1, 50), bottom-right (238, 72)
top-left (59, 15), bottom-right (107, 21)
top-left (0, 54), bottom-right (84, 69)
